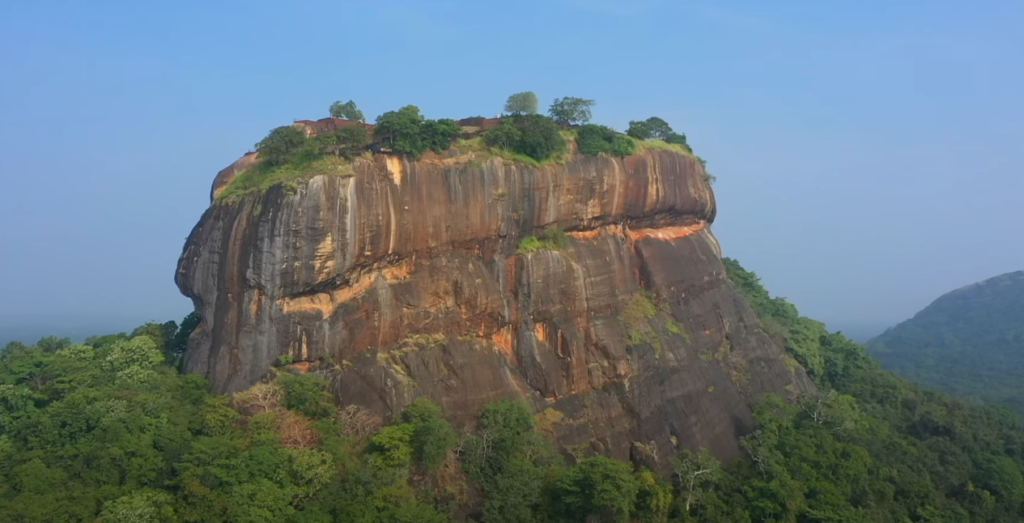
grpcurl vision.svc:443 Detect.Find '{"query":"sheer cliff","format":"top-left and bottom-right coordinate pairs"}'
top-left (176, 146), bottom-right (812, 467)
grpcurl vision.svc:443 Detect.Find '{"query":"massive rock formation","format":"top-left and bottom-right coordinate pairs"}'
top-left (176, 146), bottom-right (812, 469)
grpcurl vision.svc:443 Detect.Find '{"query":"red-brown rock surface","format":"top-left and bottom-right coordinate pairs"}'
top-left (176, 147), bottom-right (812, 469)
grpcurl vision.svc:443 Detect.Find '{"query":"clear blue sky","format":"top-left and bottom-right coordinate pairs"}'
top-left (1, 0), bottom-right (1022, 341)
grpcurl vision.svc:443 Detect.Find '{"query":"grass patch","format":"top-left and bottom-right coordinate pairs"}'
top-left (400, 333), bottom-right (447, 348)
top-left (631, 138), bottom-right (694, 157)
top-left (517, 227), bottom-right (569, 254)
top-left (665, 317), bottom-right (691, 343)
top-left (217, 156), bottom-right (356, 202)
top-left (535, 408), bottom-right (565, 433)
top-left (620, 290), bottom-right (692, 358)
top-left (621, 291), bottom-right (661, 356)
top-left (454, 136), bottom-right (569, 168)
top-left (452, 137), bottom-right (487, 154)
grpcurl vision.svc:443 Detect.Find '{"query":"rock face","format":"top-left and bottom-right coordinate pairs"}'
top-left (176, 147), bottom-right (812, 469)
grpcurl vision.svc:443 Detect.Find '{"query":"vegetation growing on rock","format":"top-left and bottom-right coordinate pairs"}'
top-left (516, 227), bottom-right (569, 254)
top-left (576, 124), bottom-right (636, 158)
top-left (484, 114), bottom-right (567, 163)
top-left (220, 94), bottom-right (711, 202)
top-left (374, 105), bottom-right (461, 156)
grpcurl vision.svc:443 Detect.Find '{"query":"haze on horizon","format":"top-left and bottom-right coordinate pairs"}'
top-left (1, 0), bottom-right (1022, 344)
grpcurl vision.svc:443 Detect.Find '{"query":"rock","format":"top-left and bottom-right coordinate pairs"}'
top-left (176, 148), bottom-right (812, 471)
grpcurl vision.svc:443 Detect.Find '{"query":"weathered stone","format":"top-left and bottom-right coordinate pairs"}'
top-left (176, 148), bottom-right (812, 471)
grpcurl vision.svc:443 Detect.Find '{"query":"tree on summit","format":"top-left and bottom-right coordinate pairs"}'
top-left (256, 125), bottom-right (308, 166)
top-left (504, 91), bottom-right (539, 115)
top-left (549, 96), bottom-right (595, 126)
top-left (329, 100), bottom-right (364, 121)
top-left (626, 117), bottom-right (673, 141)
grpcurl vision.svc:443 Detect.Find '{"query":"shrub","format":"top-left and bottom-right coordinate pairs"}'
top-left (510, 114), bottom-right (566, 161)
top-left (256, 126), bottom-right (309, 167)
top-left (577, 124), bottom-right (635, 158)
top-left (517, 227), bottom-right (570, 254)
top-left (483, 118), bottom-right (523, 151)
top-left (662, 132), bottom-right (693, 155)
top-left (421, 118), bottom-right (461, 153)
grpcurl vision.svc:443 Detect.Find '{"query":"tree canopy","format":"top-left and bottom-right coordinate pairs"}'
top-left (549, 97), bottom-right (595, 126)
top-left (576, 124), bottom-right (635, 158)
top-left (255, 125), bottom-right (308, 166)
top-left (868, 270), bottom-right (1024, 413)
top-left (329, 100), bottom-right (364, 121)
top-left (504, 91), bottom-right (539, 115)
top-left (3, 270), bottom-right (1024, 522)
top-left (626, 117), bottom-right (673, 141)
top-left (483, 114), bottom-right (566, 162)
top-left (374, 106), bottom-right (460, 157)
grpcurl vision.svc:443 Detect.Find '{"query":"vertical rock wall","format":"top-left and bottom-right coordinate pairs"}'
top-left (176, 149), bottom-right (812, 468)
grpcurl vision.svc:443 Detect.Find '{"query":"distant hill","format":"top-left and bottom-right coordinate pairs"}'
top-left (868, 270), bottom-right (1024, 412)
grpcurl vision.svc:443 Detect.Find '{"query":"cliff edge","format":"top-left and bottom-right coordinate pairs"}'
top-left (176, 145), bottom-right (812, 468)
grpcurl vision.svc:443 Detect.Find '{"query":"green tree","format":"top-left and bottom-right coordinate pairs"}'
top-left (633, 468), bottom-right (672, 523)
top-left (554, 456), bottom-right (639, 523)
top-left (100, 490), bottom-right (177, 523)
top-left (577, 124), bottom-right (635, 158)
top-left (509, 114), bottom-right (566, 161)
top-left (549, 96), bottom-right (595, 126)
top-left (105, 335), bottom-right (164, 384)
top-left (374, 105), bottom-right (427, 156)
top-left (665, 131), bottom-right (689, 148)
top-left (256, 125), bottom-right (308, 167)
top-left (317, 125), bottom-right (370, 158)
top-left (36, 335), bottom-right (71, 353)
top-left (504, 91), bottom-right (539, 115)
top-left (401, 398), bottom-right (457, 470)
top-left (627, 117), bottom-right (675, 141)
top-left (483, 118), bottom-right (523, 151)
top-left (129, 321), bottom-right (175, 361)
top-left (366, 424), bottom-right (416, 470)
top-left (673, 448), bottom-right (722, 513)
top-left (626, 119), bottom-right (653, 140)
top-left (168, 312), bottom-right (201, 366)
top-left (329, 100), bottom-right (364, 121)
top-left (421, 118), bottom-right (462, 153)
top-left (278, 373), bottom-right (335, 419)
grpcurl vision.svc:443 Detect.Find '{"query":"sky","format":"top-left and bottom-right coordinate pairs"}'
top-left (0, 0), bottom-right (1022, 343)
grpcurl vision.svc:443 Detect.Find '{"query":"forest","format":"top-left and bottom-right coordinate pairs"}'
top-left (868, 270), bottom-right (1024, 414)
top-left (1, 261), bottom-right (1023, 522)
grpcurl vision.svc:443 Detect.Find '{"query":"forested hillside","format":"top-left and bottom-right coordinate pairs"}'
top-left (1, 263), bottom-right (1023, 522)
top-left (868, 270), bottom-right (1024, 413)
